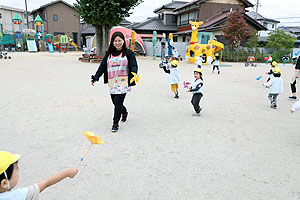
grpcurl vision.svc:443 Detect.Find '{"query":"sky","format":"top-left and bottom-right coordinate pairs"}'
top-left (1, 0), bottom-right (299, 26)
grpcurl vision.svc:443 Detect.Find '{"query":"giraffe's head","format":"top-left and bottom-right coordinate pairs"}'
top-left (189, 21), bottom-right (204, 31)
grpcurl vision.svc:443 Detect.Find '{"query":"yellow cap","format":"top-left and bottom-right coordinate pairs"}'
top-left (273, 67), bottom-right (281, 74)
top-left (194, 68), bottom-right (203, 73)
top-left (215, 53), bottom-right (219, 56)
top-left (171, 60), bottom-right (178, 67)
top-left (0, 152), bottom-right (21, 175)
top-left (272, 61), bottom-right (278, 67)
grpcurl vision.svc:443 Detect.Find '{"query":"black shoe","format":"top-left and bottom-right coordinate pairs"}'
top-left (218, 71), bottom-right (220, 74)
top-left (174, 93), bottom-right (179, 98)
top-left (111, 124), bottom-right (119, 132)
top-left (121, 112), bottom-right (128, 122)
top-left (289, 96), bottom-right (297, 100)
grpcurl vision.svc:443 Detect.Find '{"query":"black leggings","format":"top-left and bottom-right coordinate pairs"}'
top-left (291, 79), bottom-right (297, 93)
top-left (110, 94), bottom-right (127, 124)
top-left (213, 65), bottom-right (219, 71)
top-left (191, 93), bottom-right (203, 113)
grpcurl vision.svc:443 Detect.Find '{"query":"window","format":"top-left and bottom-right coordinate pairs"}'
top-left (263, 22), bottom-right (268, 27)
top-left (183, 36), bottom-right (186, 42)
top-left (172, 15), bottom-right (177, 23)
top-left (0, 13), bottom-right (2, 19)
top-left (188, 10), bottom-right (199, 21)
top-left (161, 13), bottom-right (164, 20)
top-left (53, 14), bottom-right (58, 21)
top-left (180, 13), bottom-right (189, 25)
top-left (272, 24), bottom-right (275, 29)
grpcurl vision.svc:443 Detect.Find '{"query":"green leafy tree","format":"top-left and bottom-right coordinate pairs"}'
top-left (266, 30), bottom-right (296, 61)
top-left (74, 0), bottom-right (143, 56)
top-left (246, 30), bottom-right (258, 52)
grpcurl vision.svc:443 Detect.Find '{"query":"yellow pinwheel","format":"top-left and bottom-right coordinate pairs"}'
top-left (77, 131), bottom-right (104, 168)
top-left (130, 72), bottom-right (142, 84)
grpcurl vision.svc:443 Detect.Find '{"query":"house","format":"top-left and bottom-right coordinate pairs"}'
top-left (80, 20), bottom-right (133, 47)
top-left (30, 0), bottom-right (80, 46)
top-left (173, 0), bottom-right (267, 44)
top-left (0, 5), bottom-right (27, 33)
top-left (277, 26), bottom-right (300, 47)
top-left (247, 11), bottom-right (280, 38)
top-left (128, 1), bottom-right (187, 41)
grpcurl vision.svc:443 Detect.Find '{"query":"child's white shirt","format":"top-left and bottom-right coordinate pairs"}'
top-left (195, 57), bottom-right (203, 66)
top-left (291, 100), bottom-right (300, 112)
top-left (212, 59), bottom-right (220, 65)
top-left (168, 68), bottom-right (180, 84)
top-left (264, 77), bottom-right (283, 94)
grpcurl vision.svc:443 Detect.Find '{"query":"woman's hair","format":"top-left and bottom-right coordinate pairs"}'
top-left (274, 73), bottom-right (281, 77)
top-left (0, 162), bottom-right (15, 182)
top-left (106, 31), bottom-right (128, 57)
top-left (195, 71), bottom-right (203, 81)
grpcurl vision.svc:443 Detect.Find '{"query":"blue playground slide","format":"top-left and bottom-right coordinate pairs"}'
top-left (47, 42), bottom-right (54, 53)
top-left (27, 39), bottom-right (37, 52)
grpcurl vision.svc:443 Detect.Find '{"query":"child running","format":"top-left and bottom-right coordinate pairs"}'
top-left (266, 61), bottom-right (277, 82)
top-left (263, 67), bottom-right (283, 109)
top-left (0, 151), bottom-right (78, 199)
top-left (211, 53), bottom-right (221, 74)
top-left (162, 60), bottom-right (180, 98)
top-left (187, 68), bottom-right (204, 116)
top-left (195, 54), bottom-right (203, 69)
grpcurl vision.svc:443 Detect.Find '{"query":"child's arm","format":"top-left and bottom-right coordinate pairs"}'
top-left (263, 79), bottom-right (272, 88)
top-left (37, 168), bottom-right (78, 192)
top-left (189, 82), bottom-right (203, 92)
top-left (291, 100), bottom-right (300, 113)
top-left (211, 59), bottom-right (215, 64)
top-left (162, 66), bottom-right (170, 74)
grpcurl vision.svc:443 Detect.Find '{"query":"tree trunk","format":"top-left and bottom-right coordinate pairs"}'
top-left (95, 25), bottom-right (110, 56)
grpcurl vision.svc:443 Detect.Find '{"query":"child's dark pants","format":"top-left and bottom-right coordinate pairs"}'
top-left (191, 93), bottom-right (203, 113)
top-left (110, 94), bottom-right (127, 124)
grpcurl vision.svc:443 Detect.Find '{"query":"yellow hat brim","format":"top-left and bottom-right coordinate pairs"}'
top-left (0, 152), bottom-right (21, 175)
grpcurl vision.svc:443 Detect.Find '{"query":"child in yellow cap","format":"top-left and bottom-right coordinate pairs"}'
top-left (211, 53), bottom-right (221, 74)
top-left (187, 68), bottom-right (204, 116)
top-left (266, 61), bottom-right (277, 82)
top-left (263, 67), bottom-right (283, 109)
top-left (0, 151), bottom-right (78, 199)
top-left (162, 60), bottom-right (180, 98)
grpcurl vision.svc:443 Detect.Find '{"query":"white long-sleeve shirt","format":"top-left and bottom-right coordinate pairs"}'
top-left (264, 77), bottom-right (283, 94)
top-left (291, 100), bottom-right (300, 112)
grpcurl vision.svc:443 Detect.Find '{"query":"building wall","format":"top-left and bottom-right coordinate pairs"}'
top-left (31, 2), bottom-right (80, 45)
top-left (257, 20), bottom-right (278, 37)
top-left (0, 8), bottom-right (25, 33)
top-left (199, 2), bottom-right (244, 21)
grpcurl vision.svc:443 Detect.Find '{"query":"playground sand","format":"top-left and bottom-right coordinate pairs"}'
top-left (1, 52), bottom-right (300, 200)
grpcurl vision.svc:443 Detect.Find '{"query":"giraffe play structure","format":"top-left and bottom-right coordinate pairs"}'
top-left (186, 20), bottom-right (224, 64)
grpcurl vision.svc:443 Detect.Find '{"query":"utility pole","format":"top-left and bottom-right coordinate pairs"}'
top-left (255, 0), bottom-right (259, 20)
top-left (25, 0), bottom-right (29, 28)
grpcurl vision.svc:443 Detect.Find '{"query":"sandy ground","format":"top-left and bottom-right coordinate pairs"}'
top-left (1, 52), bottom-right (300, 200)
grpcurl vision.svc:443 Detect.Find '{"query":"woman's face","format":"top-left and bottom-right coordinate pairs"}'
top-left (113, 36), bottom-right (124, 51)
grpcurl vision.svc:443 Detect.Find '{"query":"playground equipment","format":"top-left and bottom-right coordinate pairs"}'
top-left (264, 56), bottom-right (272, 65)
top-left (12, 13), bottom-right (23, 51)
top-left (23, 29), bottom-right (37, 52)
top-left (45, 33), bottom-right (54, 53)
top-left (186, 20), bottom-right (224, 64)
top-left (161, 33), bottom-right (166, 61)
top-left (152, 31), bottom-right (157, 60)
top-left (130, 30), bottom-right (136, 53)
top-left (46, 34), bottom-right (78, 53)
top-left (282, 55), bottom-right (289, 65)
top-left (34, 15), bottom-right (45, 51)
top-left (168, 33), bottom-right (173, 56)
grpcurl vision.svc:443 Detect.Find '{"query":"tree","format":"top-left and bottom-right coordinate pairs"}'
top-left (222, 9), bottom-right (250, 60)
top-left (74, 0), bottom-right (143, 56)
top-left (246, 30), bottom-right (258, 51)
top-left (266, 30), bottom-right (296, 61)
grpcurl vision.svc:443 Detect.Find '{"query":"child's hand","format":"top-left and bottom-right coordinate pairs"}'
top-left (290, 109), bottom-right (294, 113)
top-left (67, 168), bottom-right (78, 178)
top-left (265, 72), bottom-right (268, 74)
top-left (187, 89), bottom-right (190, 92)
top-left (91, 81), bottom-right (95, 86)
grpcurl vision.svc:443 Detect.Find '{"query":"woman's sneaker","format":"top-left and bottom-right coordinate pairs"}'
top-left (289, 96), bottom-right (297, 100)
top-left (121, 112), bottom-right (128, 122)
top-left (111, 124), bottom-right (119, 132)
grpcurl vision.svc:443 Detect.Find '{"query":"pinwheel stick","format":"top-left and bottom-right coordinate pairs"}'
top-left (77, 143), bottom-right (93, 168)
